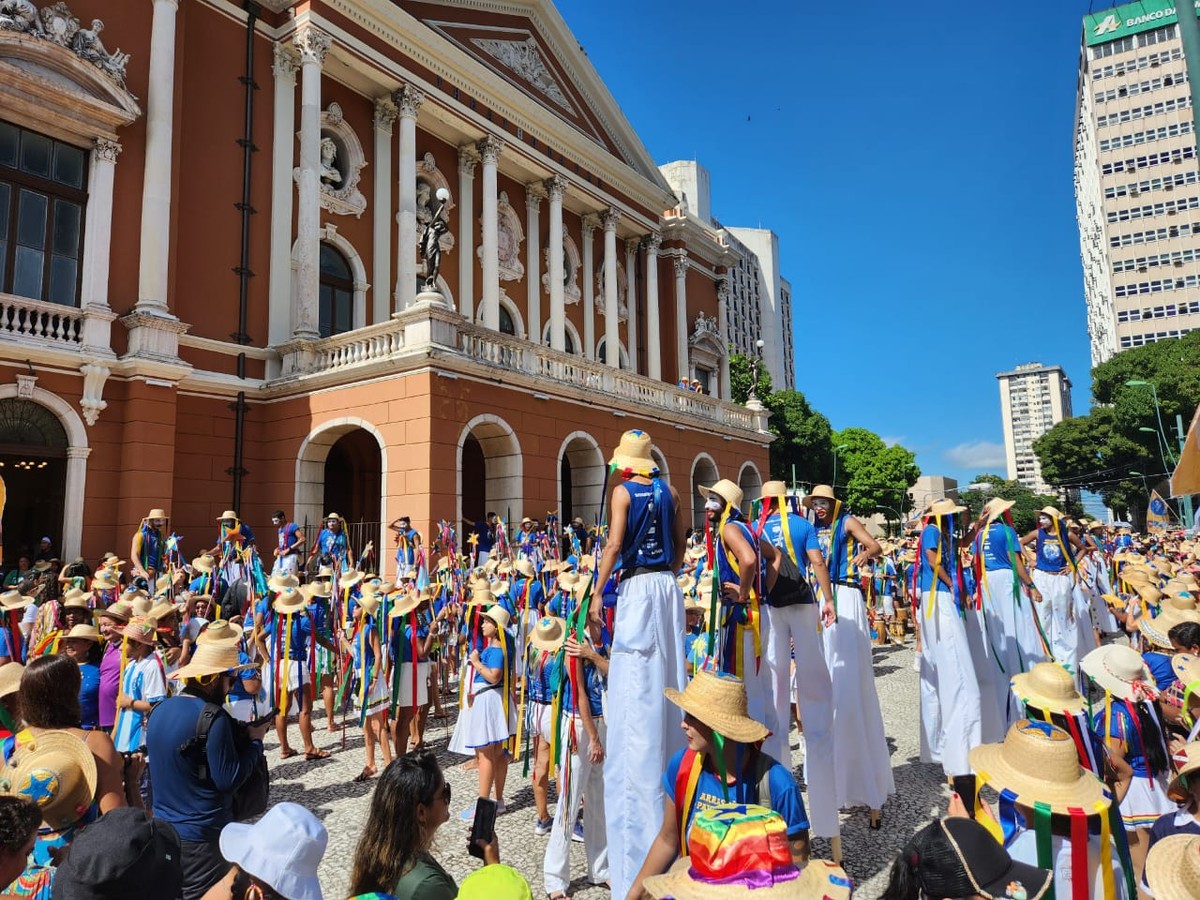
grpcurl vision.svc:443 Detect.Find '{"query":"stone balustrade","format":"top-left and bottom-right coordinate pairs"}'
top-left (0, 294), bottom-right (83, 347)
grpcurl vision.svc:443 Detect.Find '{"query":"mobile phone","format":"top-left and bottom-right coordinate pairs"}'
top-left (467, 798), bottom-right (497, 859)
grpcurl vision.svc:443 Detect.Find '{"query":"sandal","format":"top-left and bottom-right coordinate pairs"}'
top-left (304, 748), bottom-right (331, 761)
top-left (279, 748), bottom-right (297, 760)
top-left (353, 767), bottom-right (376, 783)
top-left (548, 893), bottom-right (568, 900)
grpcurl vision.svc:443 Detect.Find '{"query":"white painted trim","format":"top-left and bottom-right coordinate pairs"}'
top-left (540, 318), bottom-right (582, 356)
top-left (478, 291), bottom-right (526, 339)
top-left (455, 413), bottom-right (523, 530)
top-left (293, 416), bottom-right (388, 568)
top-left (0, 383), bottom-right (90, 560)
top-left (737, 460), bottom-right (763, 513)
top-left (689, 452), bottom-right (719, 531)
top-left (178, 333), bottom-right (277, 361)
top-left (291, 226), bottom-right (371, 333)
top-left (594, 337), bottom-right (629, 369)
top-left (650, 443), bottom-right (671, 483)
top-left (555, 430), bottom-right (604, 527)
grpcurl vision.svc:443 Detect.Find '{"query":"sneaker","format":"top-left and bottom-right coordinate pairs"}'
top-left (496, 801), bottom-right (507, 815)
top-left (572, 820), bottom-right (584, 843)
top-left (459, 806), bottom-right (475, 823)
top-left (534, 816), bottom-right (553, 835)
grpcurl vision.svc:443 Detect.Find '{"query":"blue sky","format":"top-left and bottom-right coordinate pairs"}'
top-left (559, 0), bottom-right (1098, 489)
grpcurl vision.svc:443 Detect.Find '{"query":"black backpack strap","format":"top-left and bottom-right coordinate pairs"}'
top-left (178, 701), bottom-right (225, 782)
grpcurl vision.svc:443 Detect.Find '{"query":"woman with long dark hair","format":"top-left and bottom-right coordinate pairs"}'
top-left (18, 654), bottom-right (125, 812)
top-left (61, 624), bottom-right (103, 731)
top-left (348, 751), bottom-right (499, 899)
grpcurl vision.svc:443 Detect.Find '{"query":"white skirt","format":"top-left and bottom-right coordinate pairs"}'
top-left (1119, 773), bottom-right (1177, 830)
top-left (361, 674), bottom-right (390, 717)
top-left (395, 661), bottom-right (431, 708)
top-left (465, 686), bottom-right (514, 748)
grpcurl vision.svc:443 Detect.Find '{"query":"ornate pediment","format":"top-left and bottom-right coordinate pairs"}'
top-left (1, 2), bottom-right (131, 90)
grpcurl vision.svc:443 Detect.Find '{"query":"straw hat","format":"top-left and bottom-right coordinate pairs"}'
top-left (983, 497), bottom-right (1015, 522)
top-left (970, 719), bottom-right (1108, 814)
top-left (491, 580), bottom-right (511, 598)
top-left (481, 605), bottom-right (510, 631)
top-left (152, 574), bottom-right (173, 598)
top-left (191, 555), bottom-right (216, 574)
top-left (514, 559), bottom-right (536, 580)
top-left (529, 616), bottom-right (566, 653)
top-left (98, 600), bottom-right (132, 623)
top-left (518, 518), bottom-right (532, 528)
top-left (676, 574), bottom-right (696, 593)
top-left (1080, 644), bottom-right (1158, 701)
top-left (101, 557), bottom-right (125, 571)
top-left (339, 569), bottom-right (364, 589)
top-left (698, 479), bottom-right (744, 511)
top-left (1038, 506), bottom-right (1066, 520)
top-left (129, 596), bottom-right (153, 617)
top-left (1140, 602), bottom-right (1200, 648)
top-left (1173, 653), bottom-right (1200, 685)
top-left (64, 624), bottom-right (101, 643)
top-left (0, 590), bottom-right (34, 613)
top-left (1010, 662), bottom-right (1087, 715)
top-left (0, 663), bottom-right (23, 699)
top-left (122, 616), bottom-right (158, 645)
top-left (148, 601), bottom-right (179, 624)
top-left (927, 498), bottom-right (967, 517)
top-left (0, 731), bottom-right (97, 831)
top-left (90, 570), bottom-right (119, 593)
top-left (609, 429), bottom-right (657, 473)
top-left (216, 510), bottom-right (240, 522)
top-left (468, 588), bottom-right (495, 609)
top-left (170, 643), bottom-right (259, 681)
top-left (389, 588), bottom-right (432, 620)
top-left (356, 592), bottom-right (382, 618)
top-left (1168, 742), bottom-right (1200, 802)
top-left (314, 566), bottom-right (335, 581)
top-left (197, 620), bottom-right (243, 647)
top-left (556, 571), bottom-right (579, 592)
top-left (1137, 585), bottom-right (1164, 608)
top-left (323, 512), bottom-right (344, 523)
top-left (273, 587), bottom-right (308, 615)
top-left (760, 480), bottom-right (788, 498)
top-left (578, 554), bottom-right (595, 571)
top-left (61, 588), bottom-right (90, 610)
top-left (1146, 833), bottom-right (1200, 900)
top-left (801, 485), bottom-right (837, 509)
top-left (686, 546), bottom-right (707, 562)
top-left (663, 669), bottom-right (769, 744)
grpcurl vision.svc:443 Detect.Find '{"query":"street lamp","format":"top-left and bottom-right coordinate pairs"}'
top-left (832, 443), bottom-right (849, 489)
top-left (876, 504), bottom-right (903, 537)
top-left (747, 338), bottom-right (766, 403)
top-left (1130, 470), bottom-right (1150, 496)
top-left (1139, 426), bottom-right (1171, 472)
top-left (1126, 380), bottom-right (1176, 465)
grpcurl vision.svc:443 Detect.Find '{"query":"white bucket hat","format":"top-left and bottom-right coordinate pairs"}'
top-left (218, 802), bottom-right (326, 900)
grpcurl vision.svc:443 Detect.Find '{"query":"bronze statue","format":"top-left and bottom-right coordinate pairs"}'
top-left (420, 187), bottom-right (451, 291)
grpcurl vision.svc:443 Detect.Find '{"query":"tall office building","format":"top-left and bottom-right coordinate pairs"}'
top-left (1076, 2), bottom-right (1200, 365)
top-left (997, 363), bottom-right (1074, 495)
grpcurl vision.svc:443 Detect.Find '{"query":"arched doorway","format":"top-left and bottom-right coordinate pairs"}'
top-left (456, 415), bottom-right (522, 534)
top-left (558, 432), bottom-right (605, 528)
top-left (0, 397), bottom-right (67, 567)
top-left (690, 453), bottom-right (719, 532)
top-left (323, 429), bottom-right (382, 555)
top-left (738, 462), bottom-right (763, 516)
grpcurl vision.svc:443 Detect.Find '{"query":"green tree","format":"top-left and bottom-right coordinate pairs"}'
top-left (959, 473), bottom-right (1082, 534)
top-left (764, 389), bottom-right (834, 483)
top-left (832, 427), bottom-right (921, 519)
top-left (729, 352), bottom-right (772, 404)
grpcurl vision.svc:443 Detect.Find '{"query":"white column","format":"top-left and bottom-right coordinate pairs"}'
top-left (602, 207), bottom-right (620, 368)
top-left (478, 136), bottom-right (503, 331)
top-left (718, 276), bottom-right (732, 400)
top-left (673, 253), bottom-right (689, 383)
top-left (135, 0), bottom-right (181, 313)
top-left (645, 232), bottom-right (661, 381)
top-left (525, 184), bottom-right (543, 342)
top-left (581, 215), bottom-right (597, 359)
top-left (457, 148), bottom-right (477, 320)
top-left (292, 25), bottom-right (330, 338)
top-left (625, 237), bottom-right (638, 373)
top-left (546, 176), bottom-right (567, 353)
top-left (372, 98), bottom-right (396, 326)
top-left (393, 85), bottom-right (424, 314)
top-left (81, 139), bottom-right (120, 311)
top-left (63, 447), bottom-right (90, 561)
top-left (267, 44), bottom-right (298, 347)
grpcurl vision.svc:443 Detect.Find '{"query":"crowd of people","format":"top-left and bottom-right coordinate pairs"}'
top-left (1, 428), bottom-right (1200, 898)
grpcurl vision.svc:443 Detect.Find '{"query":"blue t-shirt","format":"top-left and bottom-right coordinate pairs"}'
top-left (662, 747), bottom-right (809, 840)
top-left (77, 661), bottom-right (100, 730)
top-left (262, 611), bottom-right (312, 661)
top-left (277, 523), bottom-right (302, 554)
top-left (1035, 529), bottom-right (1068, 573)
top-left (618, 479), bottom-right (675, 571)
top-left (875, 557), bottom-right (898, 597)
top-left (474, 645), bottom-right (506, 685)
top-left (511, 577), bottom-right (546, 613)
top-left (226, 650), bottom-right (258, 703)
top-left (918, 523), bottom-right (951, 592)
top-left (979, 522), bottom-right (1018, 572)
top-left (563, 648), bottom-right (607, 717)
top-left (1144, 651), bottom-right (1176, 692)
top-left (525, 647), bottom-right (562, 705)
top-left (1091, 703), bottom-right (1155, 778)
top-left (390, 618), bottom-right (430, 664)
top-left (761, 513), bottom-right (820, 569)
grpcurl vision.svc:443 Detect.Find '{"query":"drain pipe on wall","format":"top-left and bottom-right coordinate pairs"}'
top-left (229, 1), bottom-right (260, 511)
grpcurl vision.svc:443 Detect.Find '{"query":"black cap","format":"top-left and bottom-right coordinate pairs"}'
top-left (907, 818), bottom-right (1052, 900)
top-left (51, 808), bottom-right (183, 900)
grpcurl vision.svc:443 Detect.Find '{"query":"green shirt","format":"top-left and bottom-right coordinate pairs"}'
top-left (394, 852), bottom-right (457, 900)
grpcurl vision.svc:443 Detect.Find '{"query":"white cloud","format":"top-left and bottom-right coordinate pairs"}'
top-left (943, 440), bottom-right (1008, 471)
top-left (880, 435), bottom-right (905, 448)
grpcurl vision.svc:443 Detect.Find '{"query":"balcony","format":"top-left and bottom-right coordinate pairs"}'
top-left (273, 301), bottom-right (769, 439)
top-left (0, 293), bottom-right (117, 365)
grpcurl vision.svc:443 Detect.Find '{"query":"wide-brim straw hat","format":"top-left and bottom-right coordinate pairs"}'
top-left (609, 429), bottom-right (657, 473)
top-left (1140, 604), bottom-right (1200, 648)
top-left (677, 575), bottom-right (696, 593)
top-left (1173, 653), bottom-right (1200, 685)
top-left (0, 590), bottom-right (34, 612)
top-left (388, 589), bottom-right (430, 619)
top-left (323, 512), bottom-right (344, 523)
top-left (0, 663), bottom-right (24, 699)
top-left (338, 569), bottom-right (364, 589)
top-left (1168, 741), bottom-right (1200, 802)
top-left (64, 624), bottom-right (101, 642)
top-left (100, 557), bottom-right (125, 572)
top-left (170, 643), bottom-right (259, 681)
top-left (146, 509), bottom-right (168, 521)
top-left (216, 510), bottom-right (239, 521)
top-left (1145, 833), bottom-right (1200, 899)
top-left (356, 593), bottom-right (382, 618)
top-left (1, 730), bottom-right (98, 831)
top-left (644, 855), bottom-right (851, 900)
top-left (482, 605), bottom-right (510, 631)
top-left (148, 601), bottom-right (179, 623)
top-left (97, 600), bottom-right (132, 623)
top-left (467, 588), bottom-right (495, 608)
top-left (273, 587), bottom-right (308, 615)
top-left (970, 719), bottom-right (1108, 815)
top-left (801, 484), bottom-right (837, 509)
top-left (197, 620), bottom-right (243, 647)
top-left (315, 566), bottom-right (335, 580)
top-left (1081, 644), bottom-right (1158, 701)
top-left (121, 616), bottom-right (158, 645)
top-left (60, 588), bottom-right (91, 610)
top-left (699, 479), bottom-right (744, 511)
top-left (1011, 662), bottom-right (1086, 715)
top-left (1039, 506), bottom-right (1066, 520)
top-left (529, 616), bottom-right (566, 653)
top-left (491, 580), bottom-right (511, 597)
top-left (191, 555), bottom-right (216, 574)
top-left (153, 575), bottom-right (173, 597)
top-left (1136, 585), bottom-right (1164, 608)
top-left (556, 571), bottom-right (580, 591)
top-left (514, 559), bottom-right (536, 579)
top-left (578, 554), bottom-right (596, 571)
top-left (129, 596), bottom-right (153, 617)
top-left (664, 669), bottom-right (769, 744)
top-left (686, 546), bottom-right (707, 562)
top-left (306, 579), bottom-right (332, 600)
top-left (927, 498), bottom-right (967, 517)
top-left (268, 573), bottom-right (299, 592)
top-left (984, 497), bottom-right (1016, 521)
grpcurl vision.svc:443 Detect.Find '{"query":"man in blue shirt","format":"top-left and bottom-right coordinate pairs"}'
top-left (147, 645), bottom-right (267, 900)
top-left (270, 509), bottom-right (305, 578)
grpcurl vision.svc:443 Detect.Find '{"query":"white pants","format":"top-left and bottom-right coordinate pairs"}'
top-left (761, 602), bottom-right (839, 837)
top-left (604, 571), bottom-right (686, 900)
top-left (544, 716), bottom-right (608, 893)
top-left (821, 585), bottom-right (894, 810)
top-left (1032, 570), bottom-right (1077, 672)
top-left (964, 607), bottom-right (1004, 745)
top-left (722, 611), bottom-right (772, 735)
top-left (981, 568), bottom-right (1046, 728)
top-left (919, 589), bottom-right (982, 778)
top-left (271, 555), bottom-right (299, 576)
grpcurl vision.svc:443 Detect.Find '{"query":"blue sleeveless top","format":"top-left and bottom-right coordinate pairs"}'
top-left (618, 479), bottom-right (674, 571)
top-left (1035, 529), bottom-right (1066, 573)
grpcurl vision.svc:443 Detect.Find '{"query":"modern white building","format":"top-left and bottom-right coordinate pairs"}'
top-left (1076, 2), bottom-right (1200, 364)
top-left (659, 160), bottom-right (796, 389)
top-left (997, 363), bottom-right (1074, 495)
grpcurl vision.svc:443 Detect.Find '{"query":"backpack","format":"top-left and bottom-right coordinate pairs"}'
top-left (764, 551), bottom-right (816, 608)
top-left (180, 702), bottom-right (270, 822)
top-left (672, 748), bottom-right (773, 856)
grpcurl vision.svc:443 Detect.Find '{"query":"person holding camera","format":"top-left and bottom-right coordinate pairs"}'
top-left (147, 640), bottom-right (269, 900)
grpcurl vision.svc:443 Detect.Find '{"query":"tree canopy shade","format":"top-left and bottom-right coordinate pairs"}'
top-left (832, 427), bottom-right (921, 519)
top-left (959, 473), bottom-right (1083, 535)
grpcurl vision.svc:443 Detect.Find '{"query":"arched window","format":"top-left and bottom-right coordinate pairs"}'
top-left (499, 303), bottom-right (515, 336)
top-left (319, 243), bottom-right (354, 337)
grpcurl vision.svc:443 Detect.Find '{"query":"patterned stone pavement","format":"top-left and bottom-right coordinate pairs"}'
top-left (262, 637), bottom-right (945, 899)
